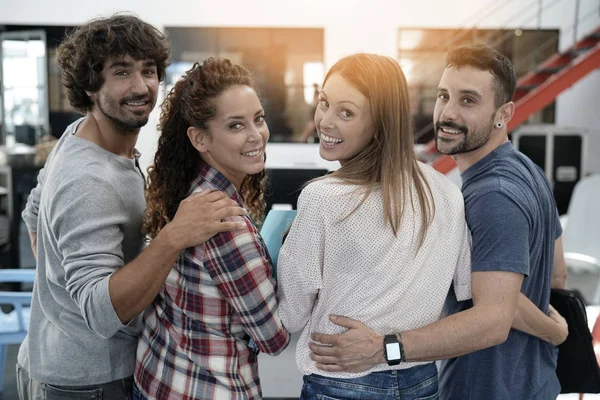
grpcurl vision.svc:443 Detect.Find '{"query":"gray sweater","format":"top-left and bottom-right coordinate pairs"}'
top-left (19, 118), bottom-right (147, 385)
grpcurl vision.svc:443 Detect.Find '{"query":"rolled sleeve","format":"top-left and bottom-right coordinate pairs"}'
top-left (50, 175), bottom-right (130, 339)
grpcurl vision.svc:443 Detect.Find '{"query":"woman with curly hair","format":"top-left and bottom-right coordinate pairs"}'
top-left (134, 58), bottom-right (290, 400)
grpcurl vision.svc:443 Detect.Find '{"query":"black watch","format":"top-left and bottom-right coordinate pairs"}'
top-left (383, 334), bottom-right (404, 366)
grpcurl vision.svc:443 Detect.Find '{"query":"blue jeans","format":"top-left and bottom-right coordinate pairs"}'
top-left (300, 363), bottom-right (439, 400)
top-left (132, 383), bottom-right (147, 400)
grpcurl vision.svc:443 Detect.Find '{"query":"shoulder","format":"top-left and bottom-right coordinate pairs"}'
top-left (298, 176), bottom-right (362, 214)
top-left (417, 162), bottom-right (465, 211)
top-left (300, 176), bottom-right (357, 199)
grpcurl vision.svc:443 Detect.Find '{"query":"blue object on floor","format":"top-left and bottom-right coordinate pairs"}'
top-left (0, 269), bottom-right (34, 393)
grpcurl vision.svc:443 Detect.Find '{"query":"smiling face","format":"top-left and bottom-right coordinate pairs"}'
top-left (189, 85), bottom-right (269, 188)
top-left (314, 73), bottom-right (374, 166)
top-left (433, 65), bottom-right (499, 155)
top-left (90, 54), bottom-right (159, 133)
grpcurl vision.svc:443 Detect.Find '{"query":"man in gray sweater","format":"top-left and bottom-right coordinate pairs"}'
top-left (17, 14), bottom-right (246, 399)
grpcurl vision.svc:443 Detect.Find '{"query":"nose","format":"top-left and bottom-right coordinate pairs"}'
top-left (439, 100), bottom-right (458, 122)
top-left (247, 124), bottom-right (263, 143)
top-left (318, 108), bottom-right (335, 132)
top-left (130, 72), bottom-right (149, 96)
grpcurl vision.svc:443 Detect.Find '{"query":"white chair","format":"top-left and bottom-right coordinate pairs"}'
top-left (563, 174), bottom-right (600, 304)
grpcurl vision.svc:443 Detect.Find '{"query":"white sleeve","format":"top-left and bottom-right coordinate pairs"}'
top-left (276, 184), bottom-right (324, 333)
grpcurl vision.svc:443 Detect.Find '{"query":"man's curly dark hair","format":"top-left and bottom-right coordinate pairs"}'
top-left (56, 13), bottom-right (170, 114)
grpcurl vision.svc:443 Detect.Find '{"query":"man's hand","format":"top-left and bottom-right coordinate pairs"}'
top-left (28, 231), bottom-right (37, 260)
top-left (548, 305), bottom-right (569, 346)
top-left (309, 315), bottom-right (384, 373)
top-left (162, 190), bottom-right (246, 251)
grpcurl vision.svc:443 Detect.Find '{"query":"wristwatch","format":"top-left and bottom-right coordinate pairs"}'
top-left (383, 334), bottom-right (404, 366)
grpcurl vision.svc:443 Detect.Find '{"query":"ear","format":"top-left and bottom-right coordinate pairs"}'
top-left (187, 126), bottom-right (210, 153)
top-left (497, 101), bottom-right (515, 126)
top-left (85, 90), bottom-right (96, 103)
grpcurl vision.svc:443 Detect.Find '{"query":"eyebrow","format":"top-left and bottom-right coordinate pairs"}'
top-left (224, 109), bottom-right (264, 121)
top-left (108, 60), bottom-right (157, 69)
top-left (320, 90), bottom-right (360, 108)
top-left (437, 87), bottom-right (482, 99)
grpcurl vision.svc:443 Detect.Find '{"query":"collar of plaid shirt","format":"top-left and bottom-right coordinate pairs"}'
top-left (190, 162), bottom-right (244, 206)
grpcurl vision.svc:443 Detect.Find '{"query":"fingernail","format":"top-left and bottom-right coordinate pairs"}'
top-left (243, 208), bottom-right (248, 214)
top-left (238, 222), bottom-right (245, 229)
top-left (330, 315), bottom-right (337, 321)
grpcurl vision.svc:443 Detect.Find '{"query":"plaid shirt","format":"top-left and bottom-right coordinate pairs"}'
top-left (135, 164), bottom-right (290, 400)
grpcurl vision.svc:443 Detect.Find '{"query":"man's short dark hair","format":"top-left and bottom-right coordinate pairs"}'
top-left (56, 13), bottom-right (170, 114)
top-left (446, 44), bottom-right (517, 108)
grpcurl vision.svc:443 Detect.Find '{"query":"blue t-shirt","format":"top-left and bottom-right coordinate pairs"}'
top-left (439, 142), bottom-right (562, 400)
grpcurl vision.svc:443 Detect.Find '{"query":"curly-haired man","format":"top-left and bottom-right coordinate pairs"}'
top-left (17, 14), bottom-right (246, 399)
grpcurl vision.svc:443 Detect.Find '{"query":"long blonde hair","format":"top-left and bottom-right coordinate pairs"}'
top-left (324, 53), bottom-right (435, 245)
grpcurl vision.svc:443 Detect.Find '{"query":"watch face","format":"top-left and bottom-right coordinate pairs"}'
top-left (385, 343), bottom-right (401, 361)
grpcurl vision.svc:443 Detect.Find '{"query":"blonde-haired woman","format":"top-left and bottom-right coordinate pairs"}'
top-left (277, 53), bottom-right (471, 400)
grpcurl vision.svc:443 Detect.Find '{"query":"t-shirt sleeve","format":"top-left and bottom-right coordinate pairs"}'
top-left (467, 191), bottom-right (530, 276)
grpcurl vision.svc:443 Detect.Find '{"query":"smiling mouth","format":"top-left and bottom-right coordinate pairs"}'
top-left (241, 149), bottom-right (262, 157)
top-left (123, 99), bottom-right (151, 108)
top-left (438, 127), bottom-right (465, 136)
top-left (320, 133), bottom-right (344, 145)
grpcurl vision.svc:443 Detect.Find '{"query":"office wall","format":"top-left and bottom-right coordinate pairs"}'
top-left (1, 0), bottom-right (598, 170)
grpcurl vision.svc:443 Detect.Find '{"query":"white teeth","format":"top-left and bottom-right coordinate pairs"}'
top-left (242, 150), bottom-right (261, 156)
top-left (441, 128), bottom-right (462, 134)
top-left (126, 101), bottom-right (145, 106)
top-left (320, 133), bottom-right (344, 144)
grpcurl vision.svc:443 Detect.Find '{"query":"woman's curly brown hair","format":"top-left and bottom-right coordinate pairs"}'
top-left (56, 13), bottom-right (170, 114)
top-left (144, 58), bottom-right (267, 239)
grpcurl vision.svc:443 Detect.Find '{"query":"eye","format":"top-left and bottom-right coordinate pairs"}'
top-left (340, 109), bottom-right (353, 118)
top-left (144, 69), bottom-right (156, 76)
top-left (115, 70), bottom-right (128, 77)
top-left (255, 115), bottom-right (266, 124)
top-left (462, 98), bottom-right (475, 105)
top-left (437, 93), bottom-right (449, 101)
top-left (230, 122), bottom-right (243, 130)
top-left (319, 99), bottom-right (329, 109)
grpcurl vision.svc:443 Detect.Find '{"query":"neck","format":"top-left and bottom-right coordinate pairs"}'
top-left (202, 157), bottom-right (245, 190)
top-left (77, 111), bottom-right (140, 158)
top-left (454, 131), bottom-right (509, 173)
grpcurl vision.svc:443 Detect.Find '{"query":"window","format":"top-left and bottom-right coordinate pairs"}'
top-left (165, 27), bottom-right (324, 143)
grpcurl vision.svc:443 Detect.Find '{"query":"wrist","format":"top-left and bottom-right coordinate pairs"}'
top-left (156, 223), bottom-right (184, 254)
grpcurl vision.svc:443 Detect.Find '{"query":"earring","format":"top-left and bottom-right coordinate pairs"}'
top-left (496, 122), bottom-right (503, 128)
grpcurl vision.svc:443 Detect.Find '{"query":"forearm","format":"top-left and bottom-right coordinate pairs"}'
top-left (28, 231), bottom-right (37, 260)
top-left (400, 306), bottom-right (509, 362)
top-left (108, 225), bottom-right (181, 323)
top-left (512, 293), bottom-right (562, 344)
top-left (551, 271), bottom-right (566, 289)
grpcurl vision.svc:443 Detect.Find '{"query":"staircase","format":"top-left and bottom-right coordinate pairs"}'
top-left (427, 26), bottom-right (600, 175)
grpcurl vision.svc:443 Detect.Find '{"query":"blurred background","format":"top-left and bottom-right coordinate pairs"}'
top-left (0, 0), bottom-right (599, 398)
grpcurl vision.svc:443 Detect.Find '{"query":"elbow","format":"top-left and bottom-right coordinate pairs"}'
top-left (79, 298), bottom-right (121, 339)
top-left (486, 314), bottom-right (512, 347)
top-left (257, 331), bottom-right (291, 356)
top-left (551, 273), bottom-right (567, 289)
top-left (70, 280), bottom-right (122, 339)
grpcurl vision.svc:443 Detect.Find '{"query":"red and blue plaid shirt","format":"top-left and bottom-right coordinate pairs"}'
top-left (135, 164), bottom-right (290, 399)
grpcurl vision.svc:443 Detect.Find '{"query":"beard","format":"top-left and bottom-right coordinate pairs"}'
top-left (96, 91), bottom-right (153, 135)
top-left (434, 114), bottom-right (495, 156)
